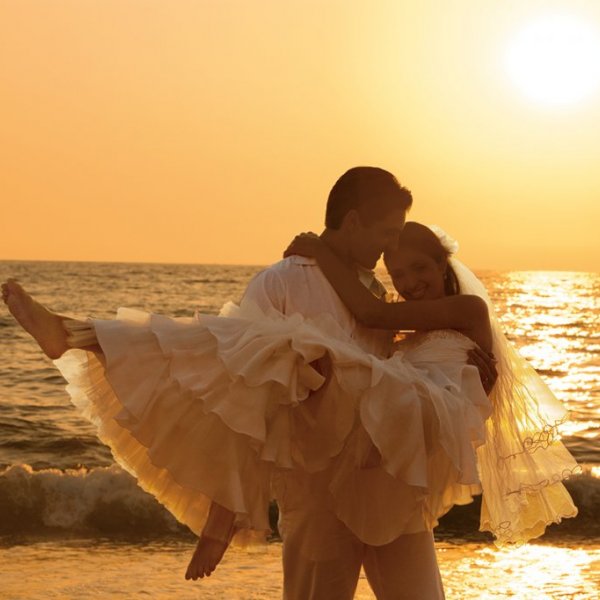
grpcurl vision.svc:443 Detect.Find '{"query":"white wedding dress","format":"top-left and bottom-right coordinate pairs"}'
top-left (53, 287), bottom-right (579, 549)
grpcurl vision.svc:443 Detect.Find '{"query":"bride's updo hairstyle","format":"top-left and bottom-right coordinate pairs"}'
top-left (384, 222), bottom-right (461, 296)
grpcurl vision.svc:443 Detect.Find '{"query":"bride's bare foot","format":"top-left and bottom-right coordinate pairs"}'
top-left (1, 279), bottom-right (69, 359)
top-left (184, 531), bottom-right (235, 581)
top-left (185, 502), bottom-right (237, 581)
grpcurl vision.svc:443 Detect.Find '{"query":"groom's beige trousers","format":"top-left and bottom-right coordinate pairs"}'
top-left (275, 469), bottom-right (445, 600)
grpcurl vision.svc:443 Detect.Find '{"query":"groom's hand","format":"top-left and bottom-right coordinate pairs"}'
top-left (467, 347), bottom-right (498, 394)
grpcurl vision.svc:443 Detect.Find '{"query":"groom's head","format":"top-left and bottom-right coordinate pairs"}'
top-left (325, 167), bottom-right (412, 269)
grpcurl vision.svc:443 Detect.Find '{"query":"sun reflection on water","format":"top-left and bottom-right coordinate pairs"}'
top-left (476, 271), bottom-right (600, 465)
top-left (440, 542), bottom-right (600, 599)
top-left (1, 540), bottom-right (598, 600)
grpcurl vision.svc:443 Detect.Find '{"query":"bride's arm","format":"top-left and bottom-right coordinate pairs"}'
top-left (284, 235), bottom-right (489, 333)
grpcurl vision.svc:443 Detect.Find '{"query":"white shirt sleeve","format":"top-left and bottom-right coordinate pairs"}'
top-left (242, 267), bottom-right (286, 314)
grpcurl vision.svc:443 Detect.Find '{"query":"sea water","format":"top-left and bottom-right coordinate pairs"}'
top-left (1, 261), bottom-right (599, 599)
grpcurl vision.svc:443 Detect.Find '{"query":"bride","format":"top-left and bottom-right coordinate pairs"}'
top-left (283, 222), bottom-right (580, 543)
top-left (1, 223), bottom-right (579, 586)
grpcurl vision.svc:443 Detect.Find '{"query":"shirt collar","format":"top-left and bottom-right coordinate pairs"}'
top-left (357, 265), bottom-right (388, 299)
top-left (288, 255), bottom-right (317, 266)
top-left (356, 264), bottom-right (376, 286)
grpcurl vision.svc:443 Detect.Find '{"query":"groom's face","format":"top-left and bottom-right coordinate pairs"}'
top-left (349, 208), bottom-right (407, 269)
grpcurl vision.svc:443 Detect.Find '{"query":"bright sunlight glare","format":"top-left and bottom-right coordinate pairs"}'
top-left (505, 13), bottom-right (600, 108)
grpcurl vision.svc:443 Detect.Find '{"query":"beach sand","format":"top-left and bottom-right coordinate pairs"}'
top-left (1, 538), bottom-right (599, 599)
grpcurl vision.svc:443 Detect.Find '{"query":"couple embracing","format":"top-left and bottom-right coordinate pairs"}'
top-left (3, 166), bottom-right (579, 599)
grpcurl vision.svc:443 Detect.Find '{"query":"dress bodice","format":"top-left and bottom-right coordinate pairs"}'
top-left (392, 329), bottom-right (475, 365)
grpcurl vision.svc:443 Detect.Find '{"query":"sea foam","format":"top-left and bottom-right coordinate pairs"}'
top-left (1, 463), bottom-right (599, 541)
top-left (0, 463), bottom-right (189, 537)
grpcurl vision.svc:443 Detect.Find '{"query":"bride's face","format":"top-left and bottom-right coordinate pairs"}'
top-left (385, 248), bottom-right (446, 301)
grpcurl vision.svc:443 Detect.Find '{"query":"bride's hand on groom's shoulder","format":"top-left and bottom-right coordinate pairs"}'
top-left (283, 232), bottom-right (322, 259)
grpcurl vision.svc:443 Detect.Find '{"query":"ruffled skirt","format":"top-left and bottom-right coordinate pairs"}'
top-left (53, 301), bottom-right (578, 548)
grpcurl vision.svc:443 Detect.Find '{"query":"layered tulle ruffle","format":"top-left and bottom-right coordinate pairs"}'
top-left (55, 298), bottom-right (579, 548)
top-left (54, 301), bottom-right (492, 546)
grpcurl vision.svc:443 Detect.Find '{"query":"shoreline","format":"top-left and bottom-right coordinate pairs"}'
top-left (1, 538), bottom-right (599, 599)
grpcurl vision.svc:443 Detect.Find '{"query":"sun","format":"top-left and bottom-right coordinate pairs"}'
top-left (505, 13), bottom-right (600, 108)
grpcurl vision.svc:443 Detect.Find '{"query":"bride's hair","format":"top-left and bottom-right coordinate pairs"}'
top-left (384, 222), bottom-right (460, 296)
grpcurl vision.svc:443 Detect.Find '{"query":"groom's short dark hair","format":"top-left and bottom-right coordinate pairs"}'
top-left (325, 167), bottom-right (413, 229)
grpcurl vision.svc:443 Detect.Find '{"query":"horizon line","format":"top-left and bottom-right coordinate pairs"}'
top-left (0, 257), bottom-right (597, 275)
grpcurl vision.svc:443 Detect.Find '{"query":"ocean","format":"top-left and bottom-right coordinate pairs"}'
top-left (1, 261), bottom-right (599, 599)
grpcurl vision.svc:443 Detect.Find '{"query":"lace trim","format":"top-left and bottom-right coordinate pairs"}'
top-left (483, 464), bottom-right (582, 545)
top-left (495, 411), bottom-right (572, 463)
top-left (504, 464), bottom-right (583, 496)
top-left (488, 507), bottom-right (579, 547)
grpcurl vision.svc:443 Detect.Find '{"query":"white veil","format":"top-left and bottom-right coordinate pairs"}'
top-left (430, 226), bottom-right (581, 544)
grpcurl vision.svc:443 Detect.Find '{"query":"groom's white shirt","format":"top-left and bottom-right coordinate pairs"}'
top-left (242, 255), bottom-right (392, 358)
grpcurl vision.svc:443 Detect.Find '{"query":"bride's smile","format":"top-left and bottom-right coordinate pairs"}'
top-left (384, 247), bottom-right (447, 301)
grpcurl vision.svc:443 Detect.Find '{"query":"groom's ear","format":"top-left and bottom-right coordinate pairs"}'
top-left (343, 209), bottom-right (362, 232)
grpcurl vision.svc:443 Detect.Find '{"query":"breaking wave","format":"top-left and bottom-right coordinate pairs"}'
top-left (1, 463), bottom-right (598, 543)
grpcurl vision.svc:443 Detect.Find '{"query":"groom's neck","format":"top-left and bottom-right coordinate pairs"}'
top-left (320, 229), bottom-right (355, 268)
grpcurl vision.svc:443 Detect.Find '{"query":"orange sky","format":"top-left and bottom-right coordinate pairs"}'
top-left (1, 1), bottom-right (599, 271)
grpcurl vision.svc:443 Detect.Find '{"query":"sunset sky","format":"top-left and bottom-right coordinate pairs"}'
top-left (1, 0), bottom-right (599, 271)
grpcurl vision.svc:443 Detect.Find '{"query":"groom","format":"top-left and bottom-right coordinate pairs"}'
top-left (240, 166), bottom-right (495, 599)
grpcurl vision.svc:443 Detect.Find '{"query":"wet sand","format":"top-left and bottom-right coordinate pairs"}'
top-left (1, 538), bottom-right (599, 599)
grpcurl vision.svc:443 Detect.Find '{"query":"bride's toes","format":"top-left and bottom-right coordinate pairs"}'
top-left (185, 556), bottom-right (202, 581)
top-left (185, 552), bottom-right (209, 580)
top-left (185, 535), bottom-right (229, 582)
top-left (2, 280), bottom-right (15, 303)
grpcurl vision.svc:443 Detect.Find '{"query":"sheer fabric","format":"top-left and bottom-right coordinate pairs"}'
top-left (450, 257), bottom-right (580, 544)
top-left (56, 304), bottom-right (487, 548)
